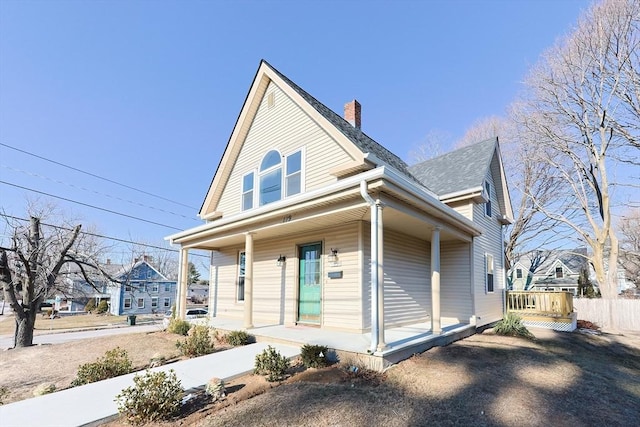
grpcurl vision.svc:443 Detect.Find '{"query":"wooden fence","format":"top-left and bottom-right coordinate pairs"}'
top-left (573, 299), bottom-right (640, 331)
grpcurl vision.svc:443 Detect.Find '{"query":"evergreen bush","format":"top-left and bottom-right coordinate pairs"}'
top-left (168, 318), bottom-right (191, 336)
top-left (95, 300), bottom-right (109, 314)
top-left (176, 325), bottom-right (215, 357)
top-left (254, 345), bottom-right (289, 382)
top-left (225, 330), bottom-right (252, 346)
top-left (72, 347), bottom-right (132, 386)
top-left (115, 369), bottom-right (183, 425)
top-left (300, 344), bottom-right (329, 368)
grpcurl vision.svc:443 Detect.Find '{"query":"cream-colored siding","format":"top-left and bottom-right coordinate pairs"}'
top-left (382, 229), bottom-right (431, 327)
top-left (447, 200), bottom-right (473, 220)
top-left (440, 241), bottom-right (473, 323)
top-left (472, 168), bottom-right (505, 326)
top-left (216, 82), bottom-right (355, 216)
top-left (210, 223), bottom-right (364, 332)
top-left (362, 221), bottom-right (372, 330)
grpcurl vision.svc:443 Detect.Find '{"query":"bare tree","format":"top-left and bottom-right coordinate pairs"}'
top-left (0, 209), bottom-right (112, 347)
top-left (407, 130), bottom-right (450, 163)
top-left (513, 0), bottom-right (640, 299)
top-left (455, 116), bottom-right (505, 149)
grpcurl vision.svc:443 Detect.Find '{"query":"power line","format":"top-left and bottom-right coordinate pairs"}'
top-left (0, 180), bottom-right (182, 231)
top-left (1, 164), bottom-right (200, 222)
top-left (0, 214), bottom-right (210, 258)
top-left (0, 141), bottom-right (197, 209)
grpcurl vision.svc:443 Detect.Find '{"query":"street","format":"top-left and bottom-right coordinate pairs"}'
top-left (0, 322), bottom-right (164, 349)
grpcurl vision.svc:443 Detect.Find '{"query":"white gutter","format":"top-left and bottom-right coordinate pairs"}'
top-left (360, 180), bottom-right (379, 353)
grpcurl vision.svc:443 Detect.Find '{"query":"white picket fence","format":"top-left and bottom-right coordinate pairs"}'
top-left (573, 299), bottom-right (640, 331)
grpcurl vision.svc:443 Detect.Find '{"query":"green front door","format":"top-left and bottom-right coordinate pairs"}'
top-left (298, 243), bottom-right (322, 324)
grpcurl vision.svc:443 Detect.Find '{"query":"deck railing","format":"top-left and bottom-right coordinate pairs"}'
top-left (506, 291), bottom-right (574, 317)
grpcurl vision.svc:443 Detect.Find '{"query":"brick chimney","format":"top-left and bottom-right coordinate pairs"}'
top-left (344, 100), bottom-right (361, 129)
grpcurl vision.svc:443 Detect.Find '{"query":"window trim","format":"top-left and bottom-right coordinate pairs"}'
top-left (516, 268), bottom-right (523, 279)
top-left (137, 298), bottom-right (145, 309)
top-left (484, 180), bottom-right (492, 217)
top-left (151, 283), bottom-right (159, 293)
top-left (151, 297), bottom-right (159, 308)
top-left (163, 297), bottom-right (171, 308)
top-left (164, 283), bottom-right (172, 292)
top-left (555, 266), bottom-right (564, 278)
top-left (124, 297), bottom-right (132, 310)
top-left (486, 253), bottom-right (495, 293)
top-left (241, 171), bottom-right (255, 211)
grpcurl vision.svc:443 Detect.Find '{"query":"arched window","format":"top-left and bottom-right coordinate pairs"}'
top-left (259, 150), bottom-right (282, 206)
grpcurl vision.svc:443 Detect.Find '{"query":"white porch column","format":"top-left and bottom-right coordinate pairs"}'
top-left (376, 201), bottom-right (386, 350)
top-left (178, 248), bottom-right (189, 319)
top-left (244, 232), bottom-right (255, 329)
top-left (431, 227), bottom-right (442, 334)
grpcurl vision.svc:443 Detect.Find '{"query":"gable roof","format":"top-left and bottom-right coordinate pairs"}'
top-left (264, 61), bottom-right (416, 181)
top-left (199, 60), bottom-right (425, 218)
top-left (408, 138), bottom-right (497, 197)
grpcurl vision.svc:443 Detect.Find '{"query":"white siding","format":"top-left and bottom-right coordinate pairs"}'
top-left (472, 168), bottom-right (505, 326)
top-left (210, 223), bottom-right (364, 332)
top-left (382, 229), bottom-right (431, 327)
top-left (440, 241), bottom-right (473, 323)
top-left (447, 200), bottom-right (473, 220)
top-left (216, 82), bottom-right (355, 216)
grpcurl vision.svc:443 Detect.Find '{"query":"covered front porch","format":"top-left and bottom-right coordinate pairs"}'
top-left (195, 316), bottom-right (475, 370)
top-left (169, 168), bottom-right (482, 359)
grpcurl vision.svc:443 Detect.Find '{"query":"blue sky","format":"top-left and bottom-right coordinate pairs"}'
top-left (0, 0), bottom-right (590, 263)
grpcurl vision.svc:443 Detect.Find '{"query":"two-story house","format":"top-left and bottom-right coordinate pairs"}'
top-left (167, 60), bottom-right (513, 357)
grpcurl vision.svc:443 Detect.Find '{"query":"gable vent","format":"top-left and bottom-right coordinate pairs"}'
top-left (267, 91), bottom-right (275, 108)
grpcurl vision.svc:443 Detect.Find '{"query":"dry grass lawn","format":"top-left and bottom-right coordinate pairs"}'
top-left (0, 313), bottom-right (139, 336)
top-left (195, 329), bottom-right (640, 427)
top-left (2, 323), bottom-right (639, 427)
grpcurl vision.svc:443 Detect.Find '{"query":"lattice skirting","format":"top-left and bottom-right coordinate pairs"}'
top-left (522, 313), bottom-right (577, 332)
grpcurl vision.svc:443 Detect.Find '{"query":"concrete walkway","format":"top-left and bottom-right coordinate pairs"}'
top-left (0, 342), bottom-right (299, 427)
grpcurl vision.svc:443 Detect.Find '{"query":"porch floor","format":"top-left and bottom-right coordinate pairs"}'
top-left (198, 317), bottom-right (475, 359)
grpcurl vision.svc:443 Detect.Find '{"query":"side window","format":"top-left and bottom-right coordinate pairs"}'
top-left (137, 298), bottom-right (144, 309)
top-left (486, 254), bottom-right (494, 293)
top-left (259, 150), bottom-right (282, 206)
top-left (285, 150), bottom-right (302, 197)
top-left (485, 181), bottom-right (492, 217)
top-left (242, 172), bottom-right (254, 211)
top-left (516, 268), bottom-right (523, 279)
top-left (555, 266), bottom-right (564, 278)
top-left (237, 251), bottom-right (246, 302)
top-left (124, 298), bottom-right (132, 309)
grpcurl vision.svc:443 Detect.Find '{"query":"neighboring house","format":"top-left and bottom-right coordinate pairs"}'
top-left (167, 60), bottom-right (513, 353)
top-left (188, 283), bottom-right (209, 304)
top-left (511, 247), bottom-right (635, 296)
top-left (108, 258), bottom-right (177, 315)
top-left (55, 261), bottom-right (119, 312)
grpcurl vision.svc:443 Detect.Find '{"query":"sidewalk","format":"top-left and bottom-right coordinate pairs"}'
top-left (0, 342), bottom-right (300, 427)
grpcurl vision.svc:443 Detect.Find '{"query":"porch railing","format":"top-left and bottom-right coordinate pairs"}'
top-left (506, 291), bottom-right (574, 317)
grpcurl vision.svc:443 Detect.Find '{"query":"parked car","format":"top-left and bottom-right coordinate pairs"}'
top-left (185, 308), bottom-right (208, 319)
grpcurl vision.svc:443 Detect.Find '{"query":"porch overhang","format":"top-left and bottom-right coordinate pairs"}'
top-left (166, 166), bottom-right (482, 249)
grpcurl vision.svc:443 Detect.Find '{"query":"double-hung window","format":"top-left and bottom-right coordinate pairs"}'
top-left (555, 266), bottom-right (564, 278)
top-left (124, 298), bottom-right (132, 309)
top-left (285, 151), bottom-right (302, 197)
top-left (137, 298), bottom-right (144, 309)
top-left (486, 254), bottom-right (494, 293)
top-left (237, 252), bottom-right (246, 302)
top-left (242, 172), bottom-right (254, 211)
top-left (151, 297), bottom-right (158, 308)
top-left (484, 181), bottom-right (492, 217)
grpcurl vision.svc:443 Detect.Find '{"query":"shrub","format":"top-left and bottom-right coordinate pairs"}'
top-left (115, 369), bottom-right (183, 425)
top-left (494, 313), bottom-right (535, 339)
top-left (176, 325), bottom-right (215, 357)
top-left (168, 318), bottom-right (191, 336)
top-left (225, 330), bottom-right (252, 346)
top-left (300, 344), bottom-right (329, 368)
top-left (0, 386), bottom-right (8, 405)
top-left (254, 345), bottom-right (289, 382)
top-left (33, 383), bottom-right (56, 396)
top-left (72, 347), bottom-right (132, 386)
top-left (84, 299), bottom-right (97, 313)
top-left (205, 377), bottom-right (226, 402)
top-left (96, 300), bottom-right (109, 314)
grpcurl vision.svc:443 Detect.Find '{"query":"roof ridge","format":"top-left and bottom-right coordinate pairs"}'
top-left (261, 61), bottom-right (417, 181)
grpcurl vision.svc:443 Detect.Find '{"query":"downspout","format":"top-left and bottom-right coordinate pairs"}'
top-left (360, 180), bottom-right (379, 353)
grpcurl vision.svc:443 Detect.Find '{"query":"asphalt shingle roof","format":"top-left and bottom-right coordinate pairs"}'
top-left (263, 60), bottom-right (417, 181)
top-left (408, 138), bottom-right (497, 196)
